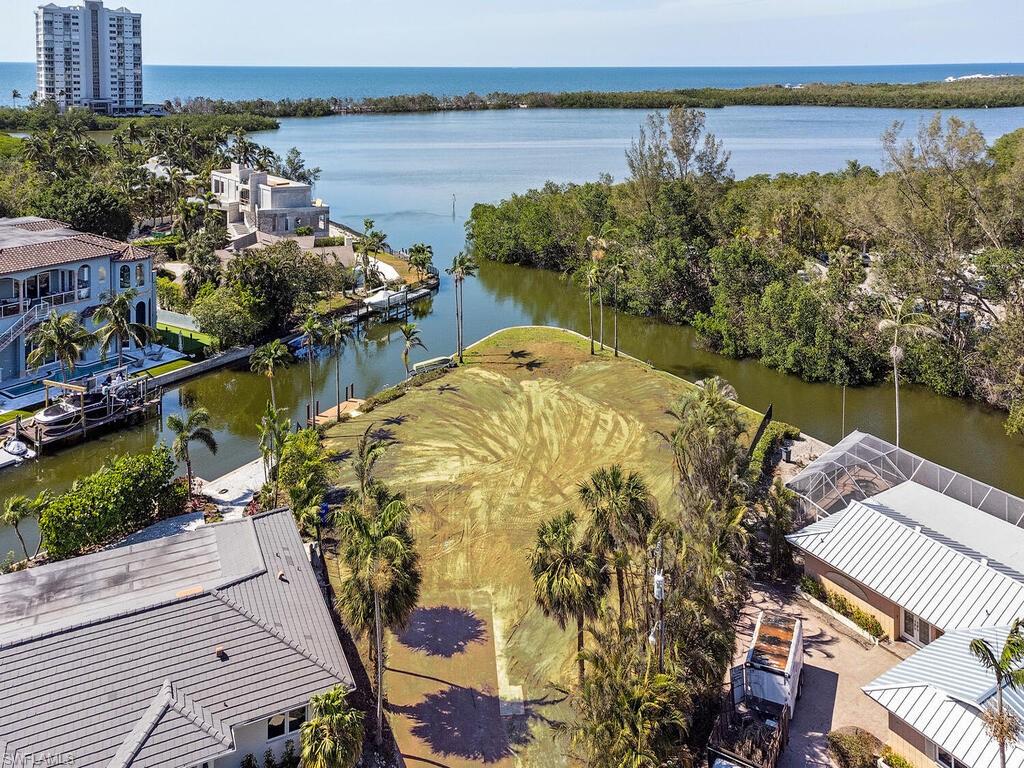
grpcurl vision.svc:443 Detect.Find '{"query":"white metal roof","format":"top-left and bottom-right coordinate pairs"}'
top-left (788, 496), bottom-right (1024, 631)
top-left (872, 482), bottom-right (1024, 580)
top-left (865, 625), bottom-right (1024, 768)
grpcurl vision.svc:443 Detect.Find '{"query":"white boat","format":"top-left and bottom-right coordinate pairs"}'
top-left (412, 356), bottom-right (452, 375)
top-left (34, 392), bottom-right (110, 426)
top-left (0, 437), bottom-right (36, 470)
top-left (364, 288), bottom-right (409, 310)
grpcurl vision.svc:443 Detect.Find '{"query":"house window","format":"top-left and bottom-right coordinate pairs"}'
top-left (136, 264), bottom-right (144, 287)
top-left (936, 748), bottom-right (964, 768)
top-left (119, 265), bottom-right (130, 289)
top-left (267, 714), bottom-right (286, 740)
top-left (267, 706), bottom-right (307, 741)
top-left (286, 707), bottom-right (306, 733)
top-left (77, 265), bottom-right (90, 299)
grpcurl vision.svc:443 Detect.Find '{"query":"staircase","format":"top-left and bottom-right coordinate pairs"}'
top-left (0, 301), bottom-right (50, 354)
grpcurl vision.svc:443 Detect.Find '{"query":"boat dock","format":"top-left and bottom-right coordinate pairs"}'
top-left (4, 377), bottom-right (162, 457)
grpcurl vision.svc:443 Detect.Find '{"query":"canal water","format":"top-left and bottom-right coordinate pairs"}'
top-left (3, 105), bottom-right (1024, 557)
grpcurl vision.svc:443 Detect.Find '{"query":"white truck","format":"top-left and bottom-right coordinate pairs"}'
top-left (708, 611), bottom-right (803, 768)
top-left (743, 611), bottom-right (804, 716)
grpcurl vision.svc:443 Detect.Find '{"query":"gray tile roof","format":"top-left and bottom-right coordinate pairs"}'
top-left (0, 510), bottom-right (353, 768)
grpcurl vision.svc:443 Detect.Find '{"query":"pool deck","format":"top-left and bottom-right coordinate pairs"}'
top-left (0, 347), bottom-right (187, 416)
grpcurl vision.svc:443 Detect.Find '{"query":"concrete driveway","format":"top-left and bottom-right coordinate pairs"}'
top-left (736, 583), bottom-right (911, 768)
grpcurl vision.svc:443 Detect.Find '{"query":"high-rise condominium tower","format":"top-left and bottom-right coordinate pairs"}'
top-left (35, 0), bottom-right (142, 114)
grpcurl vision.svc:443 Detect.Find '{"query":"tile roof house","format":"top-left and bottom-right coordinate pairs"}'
top-left (0, 217), bottom-right (158, 389)
top-left (786, 431), bottom-right (1024, 768)
top-left (0, 510), bottom-right (354, 768)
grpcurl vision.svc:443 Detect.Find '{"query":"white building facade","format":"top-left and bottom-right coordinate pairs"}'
top-left (35, 0), bottom-right (142, 114)
top-left (211, 163), bottom-right (331, 249)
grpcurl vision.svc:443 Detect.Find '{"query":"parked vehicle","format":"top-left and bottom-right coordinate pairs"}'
top-left (707, 611), bottom-right (804, 768)
top-left (744, 611), bottom-right (804, 715)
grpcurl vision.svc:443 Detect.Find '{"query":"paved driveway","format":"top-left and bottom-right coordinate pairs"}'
top-left (736, 584), bottom-right (911, 768)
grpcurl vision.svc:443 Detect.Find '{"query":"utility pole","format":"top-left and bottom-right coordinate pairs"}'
top-left (652, 536), bottom-right (666, 672)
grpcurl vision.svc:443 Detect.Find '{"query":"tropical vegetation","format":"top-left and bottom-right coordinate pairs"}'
top-left (468, 110), bottom-right (1024, 434)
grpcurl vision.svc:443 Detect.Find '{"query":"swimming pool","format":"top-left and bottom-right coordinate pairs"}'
top-left (1, 358), bottom-right (129, 399)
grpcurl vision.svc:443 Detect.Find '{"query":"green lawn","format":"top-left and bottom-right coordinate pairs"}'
top-left (323, 326), bottom-right (767, 768)
top-left (156, 322), bottom-right (217, 352)
top-left (0, 410), bottom-right (31, 426)
top-left (135, 359), bottom-right (193, 378)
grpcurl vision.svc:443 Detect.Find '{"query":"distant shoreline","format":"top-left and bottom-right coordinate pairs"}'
top-left (160, 77), bottom-right (1024, 117)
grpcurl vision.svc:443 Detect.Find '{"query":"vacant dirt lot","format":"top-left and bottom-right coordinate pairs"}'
top-left (324, 326), bottom-right (764, 767)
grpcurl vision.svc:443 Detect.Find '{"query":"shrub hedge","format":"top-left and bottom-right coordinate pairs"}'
top-left (800, 574), bottom-right (887, 640)
top-left (39, 445), bottom-right (176, 560)
top-left (827, 728), bottom-right (882, 768)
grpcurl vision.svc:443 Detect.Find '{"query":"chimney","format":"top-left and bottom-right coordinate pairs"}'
top-left (215, 646), bottom-right (227, 660)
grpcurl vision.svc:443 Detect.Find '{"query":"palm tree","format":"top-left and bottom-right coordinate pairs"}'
top-left (1, 491), bottom-right (49, 561)
top-left (579, 261), bottom-right (601, 355)
top-left (11, 89), bottom-right (21, 109)
top-left (352, 422), bottom-right (388, 499)
top-left (399, 322), bottom-right (427, 374)
top-left (354, 219), bottom-right (386, 295)
top-left (531, 509), bottom-right (608, 685)
top-left (578, 465), bottom-right (655, 618)
top-left (878, 297), bottom-right (937, 448)
top-left (166, 406), bottom-right (218, 500)
top-left (407, 243), bottom-right (433, 283)
top-left (334, 489), bottom-right (422, 746)
top-left (250, 339), bottom-right (292, 411)
top-left (93, 288), bottom-right (156, 368)
top-left (300, 686), bottom-right (365, 768)
top-left (970, 621), bottom-right (1024, 768)
top-left (257, 400), bottom-right (289, 503)
top-left (301, 314), bottom-right (324, 426)
top-left (605, 252), bottom-right (627, 358)
top-left (27, 311), bottom-right (97, 383)
top-left (323, 319), bottom-right (353, 419)
top-left (445, 252), bottom-right (479, 364)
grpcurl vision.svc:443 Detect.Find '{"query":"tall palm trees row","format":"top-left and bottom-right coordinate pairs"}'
top-left (580, 221), bottom-right (627, 358)
top-left (531, 463), bottom-right (656, 686)
top-left (528, 378), bottom-right (754, 765)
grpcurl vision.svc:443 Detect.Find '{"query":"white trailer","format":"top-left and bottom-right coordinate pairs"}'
top-left (743, 611), bottom-right (804, 715)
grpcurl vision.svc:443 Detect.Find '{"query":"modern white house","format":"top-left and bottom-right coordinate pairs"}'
top-left (786, 431), bottom-right (1024, 768)
top-left (0, 510), bottom-right (355, 768)
top-left (35, 0), bottom-right (143, 114)
top-left (210, 163), bottom-right (330, 250)
top-left (0, 217), bottom-right (157, 395)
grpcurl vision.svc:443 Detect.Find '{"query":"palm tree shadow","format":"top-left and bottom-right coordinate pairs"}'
top-left (369, 426), bottom-right (397, 442)
top-left (383, 413), bottom-right (411, 426)
top-left (397, 606), bottom-right (487, 658)
top-left (506, 349), bottom-right (529, 360)
top-left (388, 687), bottom-right (559, 763)
top-left (436, 384), bottom-right (459, 394)
top-left (330, 448), bottom-right (353, 463)
top-left (516, 359), bottom-right (544, 371)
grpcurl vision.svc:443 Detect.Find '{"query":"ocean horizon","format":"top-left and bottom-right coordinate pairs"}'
top-left (3, 62), bottom-right (1024, 104)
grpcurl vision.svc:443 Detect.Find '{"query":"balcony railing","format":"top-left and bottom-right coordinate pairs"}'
top-left (0, 289), bottom-right (86, 318)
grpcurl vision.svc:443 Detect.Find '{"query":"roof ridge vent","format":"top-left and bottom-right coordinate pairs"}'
top-left (980, 557), bottom-right (988, 567)
top-left (913, 525), bottom-right (922, 534)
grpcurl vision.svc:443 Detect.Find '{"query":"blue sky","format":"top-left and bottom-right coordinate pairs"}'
top-left (1, 0), bottom-right (1021, 66)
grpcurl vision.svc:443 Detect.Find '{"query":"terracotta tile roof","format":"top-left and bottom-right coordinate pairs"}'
top-left (0, 218), bottom-right (154, 274)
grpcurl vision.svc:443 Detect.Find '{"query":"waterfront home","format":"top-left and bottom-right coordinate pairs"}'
top-left (210, 163), bottom-right (330, 249)
top-left (864, 626), bottom-right (1024, 768)
top-left (0, 510), bottom-right (354, 768)
top-left (786, 431), bottom-right (1024, 768)
top-left (0, 217), bottom-right (158, 393)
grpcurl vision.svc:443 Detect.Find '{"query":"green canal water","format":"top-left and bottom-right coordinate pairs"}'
top-left (4, 106), bottom-right (1024, 557)
top-left (3, 259), bottom-right (1023, 558)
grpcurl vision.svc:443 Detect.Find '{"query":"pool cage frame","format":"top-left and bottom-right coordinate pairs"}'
top-left (786, 431), bottom-right (1024, 530)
